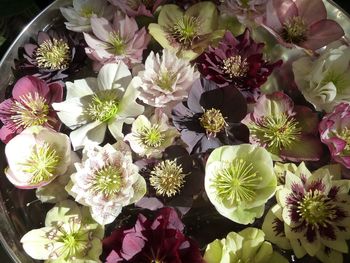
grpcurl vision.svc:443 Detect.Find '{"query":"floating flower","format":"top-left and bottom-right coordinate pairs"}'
top-left (52, 61), bottom-right (144, 150)
top-left (84, 12), bottom-right (150, 71)
top-left (260, 0), bottom-right (344, 51)
top-left (21, 200), bottom-right (104, 262)
top-left (0, 75), bottom-right (63, 143)
top-left (5, 126), bottom-right (72, 189)
top-left (195, 29), bottom-right (282, 102)
top-left (103, 207), bottom-right (203, 263)
top-left (108, 0), bottom-right (166, 17)
top-left (242, 91), bottom-right (323, 161)
top-left (138, 49), bottom-right (199, 109)
top-left (293, 44), bottom-right (350, 112)
top-left (205, 144), bottom-right (277, 224)
top-left (263, 162), bottom-right (350, 263)
top-left (60, 0), bottom-right (113, 32)
top-left (66, 141), bottom-right (146, 225)
top-left (204, 227), bottom-right (288, 263)
top-left (172, 78), bottom-right (248, 154)
top-left (148, 2), bottom-right (225, 60)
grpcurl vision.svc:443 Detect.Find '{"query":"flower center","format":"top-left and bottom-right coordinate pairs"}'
top-left (155, 70), bottom-right (176, 91)
top-left (150, 160), bottom-right (186, 197)
top-left (85, 92), bottom-right (119, 122)
top-left (199, 108), bottom-right (226, 136)
top-left (138, 124), bottom-right (165, 148)
top-left (35, 39), bottom-right (70, 70)
top-left (109, 32), bottom-right (126, 55)
top-left (10, 92), bottom-right (50, 129)
top-left (249, 113), bottom-right (301, 153)
top-left (211, 158), bottom-right (262, 204)
top-left (80, 7), bottom-right (95, 18)
top-left (169, 15), bottom-right (200, 48)
top-left (91, 165), bottom-right (123, 198)
top-left (335, 127), bottom-right (350, 152)
top-left (222, 55), bottom-right (249, 78)
top-left (20, 142), bottom-right (61, 185)
top-left (282, 16), bottom-right (308, 44)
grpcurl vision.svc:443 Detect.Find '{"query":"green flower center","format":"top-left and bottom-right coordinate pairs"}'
top-left (21, 142), bottom-right (61, 185)
top-left (320, 70), bottom-right (350, 93)
top-left (333, 127), bottom-right (350, 153)
top-left (138, 124), bottom-right (166, 148)
top-left (240, 0), bottom-right (250, 8)
top-left (109, 32), bottom-right (126, 55)
top-left (85, 92), bottom-right (119, 122)
top-left (10, 92), bottom-right (50, 129)
top-left (199, 108), bottom-right (226, 136)
top-left (249, 113), bottom-right (301, 153)
top-left (80, 7), bottom-right (95, 18)
top-left (35, 39), bottom-right (70, 70)
top-left (222, 55), bottom-right (249, 78)
top-left (91, 165), bottom-right (123, 198)
top-left (212, 158), bottom-right (262, 204)
top-left (155, 70), bottom-right (176, 91)
top-left (150, 160), bottom-right (186, 197)
top-left (282, 16), bottom-right (308, 44)
top-left (169, 15), bottom-right (200, 48)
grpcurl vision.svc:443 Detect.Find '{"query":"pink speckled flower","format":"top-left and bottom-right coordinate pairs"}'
top-left (108, 0), bottom-right (166, 17)
top-left (84, 12), bottom-right (150, 71)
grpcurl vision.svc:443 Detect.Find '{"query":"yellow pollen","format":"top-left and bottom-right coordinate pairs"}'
top-left (222, 55), bottom-right (249, 78)
top-left (36, 39), bottom-right (70, 70)
top-left (199, 108), bottom-right (227, 136)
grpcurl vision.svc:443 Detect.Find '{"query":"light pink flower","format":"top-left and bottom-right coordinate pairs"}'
top-left (108, 0), bottom-right (166, 17)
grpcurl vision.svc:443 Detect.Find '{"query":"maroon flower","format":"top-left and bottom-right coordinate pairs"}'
top-left (195, 29), bottom-right (281, 102)
top-left (103, 207), bottom-right (203, 263)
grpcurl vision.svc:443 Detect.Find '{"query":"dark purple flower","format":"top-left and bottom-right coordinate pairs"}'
top-left (103, 207), bottom-right (203, 263)
top-left (172, 78), bottom-right (249, 154)
top-left (195, 29), bottom-right (282, 102)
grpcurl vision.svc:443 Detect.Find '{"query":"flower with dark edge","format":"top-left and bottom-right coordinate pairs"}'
top-left (195, 29), bottom-right (282, 102)
top-left (260, 0), bottom-right (344, 51)
top-left (108, 0), bottom-right (166, 17)
top-left (103, 207), bottom-right (203, 263)
top-left (262, 162), bottom-right (350, 263)
top-left (242, 91), bottom-right (323, 161)
top-left (21, 200), bottom-right (104, 262)
top-left (0, 75), bottom-right (63, 143)
top-left (205, 144), bottom-right (277, 225)
top-left (172, 78), bottom-right (248, 154)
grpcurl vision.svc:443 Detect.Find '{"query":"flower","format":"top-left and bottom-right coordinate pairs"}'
top-left (242, 91), bottom-right (323, 161)
top-left (4, 126), bottom-right (72, 189)
top-left (103, 207), bottom-right (203, 262)
top-left (293, 44), bottom-right (350, 112)
top-left (0, 75), bottom-right (63, 143)
top-left (138, 49), bottom-right (199, 109)
top-left (262, 162), bottom-right (350, 263)
top-left (319, 103), bottom-right (350, 168)
top-left (60, 0), bottom-right (113, 32)
top-left (124, 110), bottom-right (179, 158)
top-left (204, 227), bottom-right (288, 263)
top-left (108, 0), bottom-right (166, 17)
top-left (195, 29), bottom-right (282, 102)
top-left (21, 200), bottom-right (104, 262)
top-left (52, 61), bottom-right (144, 150)
top-left (205, 144), bottom-right (277, 224)
top-left (172, 78), bottom-right (248, 154)
top-left (66, 141), bottom-right (146, 225)
top-left (84, 12), bottom-right (150, 71)
top-left (148, 2), bottom-right (225, 60)
top-left (260, 0), bottom-right (344, 51)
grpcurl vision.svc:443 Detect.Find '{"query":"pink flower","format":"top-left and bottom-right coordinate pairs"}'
top-left (0, 76), bottom-right (63, 143)
top-left (260, 0), bottom-right (344, 51)
top-left (108, 0), bottom-right (166, 17)
top-left (319, 103), bottom-right (350, 168)
top-left (84, 12), bottom-right (150, 71)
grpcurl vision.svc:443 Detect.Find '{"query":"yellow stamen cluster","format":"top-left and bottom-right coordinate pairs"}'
top-left (199, 108), bottom-right (227, 136)
top-left (36, 39), bottom-right (70, 70)
top-left (222, 55), bottom-right (249, 78)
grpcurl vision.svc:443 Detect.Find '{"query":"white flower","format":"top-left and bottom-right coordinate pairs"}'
top-left (52, 61), bottom-right (144, 150)
top-left (66, 141), bottom-right (146, 225)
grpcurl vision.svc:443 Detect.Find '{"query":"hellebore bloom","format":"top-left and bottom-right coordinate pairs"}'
top-left (205, 144), bottom-right (277, 225)
top-left (84, 12), bottom-right (150, 71)
top-left (242, 91), bottom-right (323, 161)
top-left (172, 78), bottom-right (248, 154)
top-left (66, 141), bottom-right (146, 225)
top-left (148, 2), bottom-right (225, 60)
top-left (52, 61), bottom-right (144, 150)
top-left (319, 103), bottom-right (350, 168)
top-left (138, 49), bottom-right (199, 109)
top-left (261, 0), bottom-right (344, 51)
top-left (60, 0), bottom-right (113, 32)
top-left (108, 0), bottom-right (166, 17)
top-left (103, 207), bottom-right (203, 263)
top-left (5, 126), bottom-right (72, 189)
top-left (204, 227), bottom-right (288, 263)
top-left (293, 44), bottom-right (350, 112)
top-left (21, 200), bottom-right (104, 262)
top-left (196, 29), bottom-right (282, 102)
top-left (263, 162), bottom-right (350, 263)
top-left (0, 75), bottom-right (63, 143)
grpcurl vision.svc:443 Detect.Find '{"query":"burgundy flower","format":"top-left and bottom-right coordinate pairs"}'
top-left (172, 78), bottom-right (249, 154)
top-left (195, 29), bottom-right (281, 102)
top-left (103, 207), bottom-right (203, 263)
top-left (0, 76), bottom-right (63, 143)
